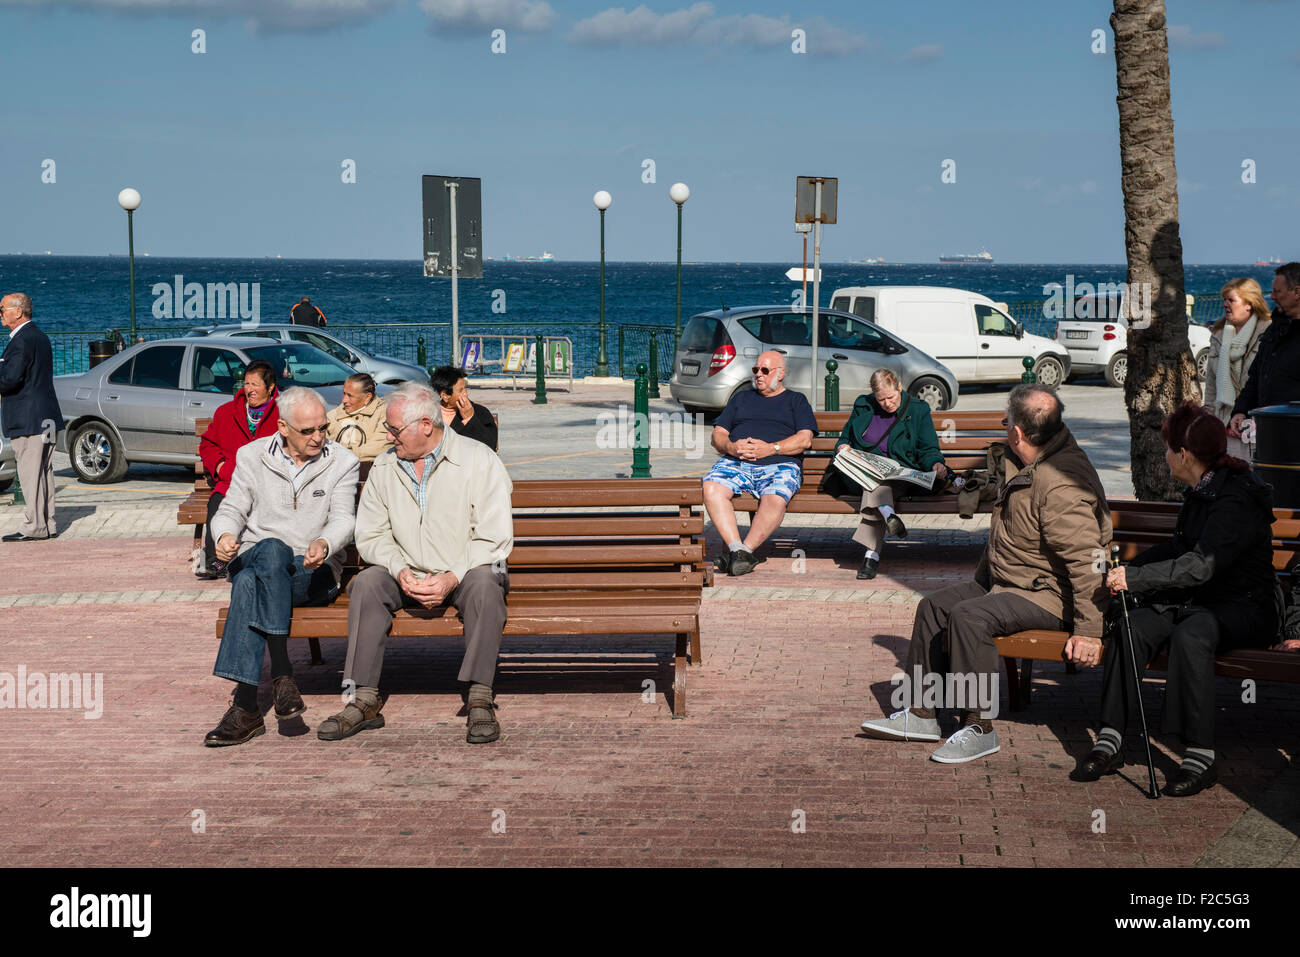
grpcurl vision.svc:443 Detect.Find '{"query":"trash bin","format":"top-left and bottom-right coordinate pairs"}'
top-left (1251, 401), bottom-right (1300, 509)
top-left (89, 340), bottom-right (117, 369)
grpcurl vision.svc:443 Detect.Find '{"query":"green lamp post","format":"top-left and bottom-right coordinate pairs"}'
top-left (669, 182), bottom-right (690, 337)
top-left (117, 188), bottom-right (142, 344)
top-left (593, 189), bottom-right (612, 377)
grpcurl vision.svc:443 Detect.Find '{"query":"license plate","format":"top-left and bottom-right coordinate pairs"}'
top-left (681, 361), bottom-right (700, 375)
top-left (1065, 330), bottom-right (1089, 340)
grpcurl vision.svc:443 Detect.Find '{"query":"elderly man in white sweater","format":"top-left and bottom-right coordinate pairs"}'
top-left (318, 381), bottom-right (513, 744)
top-left (205, 387), bottom-right (360, 747)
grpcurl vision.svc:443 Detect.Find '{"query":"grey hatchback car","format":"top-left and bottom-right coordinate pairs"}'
top-left (188, 323), bottom-right (429, 386)
top-left (55, 335), bottom-right (386, 483)
top-left (668, 306), bottom-right (960, 413)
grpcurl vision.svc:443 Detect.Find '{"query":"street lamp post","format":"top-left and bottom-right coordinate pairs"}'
top-left (593, 190), bottom-right (612, 377)
top-left (117, 188), bottom-right (142, 343)
top-left (669, 182), bottom-right (689, 339)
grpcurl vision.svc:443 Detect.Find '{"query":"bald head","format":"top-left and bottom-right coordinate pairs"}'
top-left (754, 351), bottom-right (786, 396)
top-left (1006, 384), bottom-right (1064, 449)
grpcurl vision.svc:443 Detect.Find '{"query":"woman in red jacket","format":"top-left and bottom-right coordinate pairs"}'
top-left (198, 360), bottom-right (280, 578)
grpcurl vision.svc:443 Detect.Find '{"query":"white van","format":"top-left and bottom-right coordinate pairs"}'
top-left (828, 285), bottom-right (1072, 388)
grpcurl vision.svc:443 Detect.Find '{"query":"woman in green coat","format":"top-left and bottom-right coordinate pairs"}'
top-left (833, 369), bottom-right (948, 579)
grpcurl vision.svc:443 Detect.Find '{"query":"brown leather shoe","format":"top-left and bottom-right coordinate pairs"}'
top-left (204, 703), bottom-right (265, 747)
top-left (272, 675), bottom-right (306, 721)
top-left (466, 697), bottom-right (500, 744)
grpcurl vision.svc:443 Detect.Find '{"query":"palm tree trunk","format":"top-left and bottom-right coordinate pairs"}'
top-left (1111, 0), bottom-right (1200, 501)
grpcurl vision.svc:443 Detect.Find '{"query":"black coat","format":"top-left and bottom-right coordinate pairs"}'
top-left (449, 400), bottom-right (498, 452)
top-left (0, 323), bottom-right (65, 438)
top-left (1232, 308), bottom-right (1300, 415)
top-left (1126, 467), bottom-right (1277, 611)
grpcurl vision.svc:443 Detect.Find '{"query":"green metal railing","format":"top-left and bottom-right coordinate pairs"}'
top-left (618, 324), bottom-right (678, 381)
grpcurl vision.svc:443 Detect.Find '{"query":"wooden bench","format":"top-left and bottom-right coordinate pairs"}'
top-left (212, 478), bottom-right (711, 717)
top-left (996, 500), bottom-right (1300, 710)
top-left (730, 410), bottom-right (1005, 516)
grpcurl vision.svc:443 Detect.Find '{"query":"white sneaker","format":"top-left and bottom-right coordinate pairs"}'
top-left (930, 725), bottom-right (1000, 764)
top-left (860, 708), bottom-right (942, 742)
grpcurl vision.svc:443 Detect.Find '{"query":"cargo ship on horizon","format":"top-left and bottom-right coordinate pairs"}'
top-left (939, 249), bottom-right (994, 264)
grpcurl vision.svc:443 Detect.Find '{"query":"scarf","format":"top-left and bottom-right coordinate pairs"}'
top-left (1213, 316), bottom-right (1257, 416)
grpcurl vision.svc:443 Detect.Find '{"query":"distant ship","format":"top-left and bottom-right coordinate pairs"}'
top-left (1254, 256), bottom-right (1282, 266)
top-left (501, 251), bottom-right (555, 262)
top-left (847, 257), bottom-right (887, 265)
top-left (940, 250), bottom-right (993, 264)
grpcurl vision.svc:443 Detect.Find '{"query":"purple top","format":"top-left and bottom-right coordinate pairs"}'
top-left (860, 412), bottom-right (897, 455)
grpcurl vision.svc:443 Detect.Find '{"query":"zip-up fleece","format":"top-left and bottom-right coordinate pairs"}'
top-left (355, 426), bottom-right (513, 584)
top-left (210, 436), bottom-right (360, 583)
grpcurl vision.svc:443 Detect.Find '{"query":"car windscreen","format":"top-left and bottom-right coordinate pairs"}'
top-left (243, 343), bottom-right (354, 388)
top-left (679, 317), bottom-right (728, 353)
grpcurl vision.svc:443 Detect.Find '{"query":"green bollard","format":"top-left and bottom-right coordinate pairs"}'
top-left (417, 336), bottom-right (427, 369)
top-left (824, 358), bottom-right (840, 412)
top-left (632, 363), bottom-right (651, 477)
top-left (1021, 356), bottom-right (1037, 385)
top-left (533, 334), bottom-right (547, 405)
top-left (648, 332), bottom-right (661, 398)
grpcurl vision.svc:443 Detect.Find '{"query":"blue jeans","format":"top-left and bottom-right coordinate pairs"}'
top-left (212, 538), bottom-right (339, 686)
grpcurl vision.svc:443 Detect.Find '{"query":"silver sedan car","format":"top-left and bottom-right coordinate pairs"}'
top-left (187, 323), bottom-right (429, 386)
top-left (55, 335), bottom-right (386, 483)
top-left (669, 305), bottom-right (960, 412)
top-left (0, 427), bottom-right (15, 493)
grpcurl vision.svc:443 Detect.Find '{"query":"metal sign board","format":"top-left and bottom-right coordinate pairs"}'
top-left (795, 176), bottom-right (838, 224)
top-left (785, 266), bottom-right (821, 282)
top-left (422, 175), bottom-right (482, 278)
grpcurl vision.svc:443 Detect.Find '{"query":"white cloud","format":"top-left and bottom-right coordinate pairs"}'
top-left (419, 0), bottom-right (557, 34)
top-left (569, 4), bottom-right (867, 56)
top-left (1167, 24), bottom-right (1226, 50)
top-left (0, 0), bottom-right (395, 32)
top-left (903, 43), bottom-right (942, 63)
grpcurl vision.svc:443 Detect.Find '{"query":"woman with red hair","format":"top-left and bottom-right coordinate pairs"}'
top-left (1075, 403), bottom-right (1281, 796)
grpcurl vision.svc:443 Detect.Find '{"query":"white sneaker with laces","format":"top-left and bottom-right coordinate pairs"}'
top-left (860, 708), bottom-right (942, 742)
top-left (930, 725), bottom-right (1000, 764)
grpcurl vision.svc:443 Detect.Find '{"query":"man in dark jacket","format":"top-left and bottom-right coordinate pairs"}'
top-left (289, 297), bottom-right (327, 327)
top-left (0, 293), bottom-right (65, 541)
top-left (1229, 261), bottom-right (1300, 438)
top-left (431, 365), bottom-right (498, 452)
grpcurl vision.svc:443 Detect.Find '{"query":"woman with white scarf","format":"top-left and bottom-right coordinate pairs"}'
top-left (1203, 278), bottom-right (1271, 461)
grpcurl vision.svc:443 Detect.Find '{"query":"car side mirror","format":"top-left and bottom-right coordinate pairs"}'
top-left (348, 356), bottom-right (360, 365)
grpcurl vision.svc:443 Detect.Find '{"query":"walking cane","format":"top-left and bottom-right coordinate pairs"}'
top-left (1111, 544), bottom-right (1160, 800)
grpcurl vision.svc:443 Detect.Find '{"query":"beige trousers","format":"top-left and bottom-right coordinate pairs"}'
top-left (10, 433), bottom-right (57, 537)
top-left (851, 483), bottom-right (895, 552)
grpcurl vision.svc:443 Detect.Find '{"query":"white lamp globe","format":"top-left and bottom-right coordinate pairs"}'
top-left (669, 182), bottom-right (690, 205)
top-left (117, 188), bottom-right (142, 211)
top-left (593, 190), bottom-right (612, 211)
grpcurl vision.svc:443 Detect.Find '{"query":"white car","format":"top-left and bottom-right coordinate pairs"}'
top-left (1056, 296), bottom-right (1211, 387)
top-left (828, 285), bottom-right (1072, 388)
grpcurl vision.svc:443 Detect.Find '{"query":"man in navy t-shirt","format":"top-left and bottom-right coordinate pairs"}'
top-left (703, 351), bottom-right (817, 576)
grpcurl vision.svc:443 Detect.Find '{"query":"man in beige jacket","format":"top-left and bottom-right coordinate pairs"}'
top-left (318, 381), bottom-right (513, 744)
top-left (325, 372), bottom-right (393, 462)
top-left (861, 385), bottom-right (1112, 764)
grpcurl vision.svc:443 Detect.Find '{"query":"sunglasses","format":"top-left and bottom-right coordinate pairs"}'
top-left (752, 366), bottom-right (776, 375)
top-left (288, 424), bottom-right (329, 436)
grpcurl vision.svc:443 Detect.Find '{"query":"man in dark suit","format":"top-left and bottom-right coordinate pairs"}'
top-left (0, 293), bottom-right (65, 541)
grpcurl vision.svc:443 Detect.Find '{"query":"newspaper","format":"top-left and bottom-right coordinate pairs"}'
top-left (833, 446), bottom-right (938, 492)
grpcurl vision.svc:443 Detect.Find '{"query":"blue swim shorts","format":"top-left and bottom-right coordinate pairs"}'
top-left (703, 458), bottom-right (803, 503)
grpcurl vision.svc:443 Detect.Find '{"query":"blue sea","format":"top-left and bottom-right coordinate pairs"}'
top-left (0, 256), bottom-right (1280, 376)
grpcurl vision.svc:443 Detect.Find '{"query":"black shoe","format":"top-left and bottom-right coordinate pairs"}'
top-left (272, 675), bottom-right (306, 721)
top-left (885, 514), bottom-right (908, 539)
top-left (857, 555), bottom-right (879, 580)
top-left (3, 532), bottom-right (53, 542)
top-left (713, 552), bottom-right (731, 574)
top-left (1071, 747), bottom-right (1125, 782)
top-left (1162, 762), bottom-right (1217, 797)
top-left (203, 703), bottom-right (266, 747)
top-left (728, 548), bottom-right (758, 576)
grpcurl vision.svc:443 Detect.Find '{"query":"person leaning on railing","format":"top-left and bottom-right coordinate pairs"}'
top-left (1078, 403), bottom-right (1283, 797)
top-left (829, 368), bottom-right (949, 581)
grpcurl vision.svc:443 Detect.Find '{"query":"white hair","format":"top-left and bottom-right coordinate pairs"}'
top-left (389, 381), bottom-right (441, 429)
top-left (276, 386), bottom-right (325, 426)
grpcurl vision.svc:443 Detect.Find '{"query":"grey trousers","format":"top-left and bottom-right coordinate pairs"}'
top-left (904, 580), bottom-right (1065, 713)
top-left (10, 433), bottom-right (57, 537)
top-left (851, 483), bottom-right (896, 552)
top-left (344, 564), bottom-right (508, 689)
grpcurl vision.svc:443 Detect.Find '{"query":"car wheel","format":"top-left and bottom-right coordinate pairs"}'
top-left (908, 376), bottom-right (950, 412)
top-left (1105, 352), bottom-right (1127, 388)
top-left (69, 421), bottom-right (129, 484)
top-left (1033, 356), bottom-right (1065, 389)
top-left (1195, 348), bottom-right (1209, 382)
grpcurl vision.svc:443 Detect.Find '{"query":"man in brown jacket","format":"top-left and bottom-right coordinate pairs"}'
top-left (861, 384), bottom-right (1112, 763)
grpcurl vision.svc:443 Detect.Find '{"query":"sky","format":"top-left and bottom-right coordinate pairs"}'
top-left (1, 0), bottom-right (1297, 263)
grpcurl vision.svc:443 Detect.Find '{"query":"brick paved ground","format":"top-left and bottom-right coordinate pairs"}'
top-left (2, 534), bottom-right (1295, 867)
